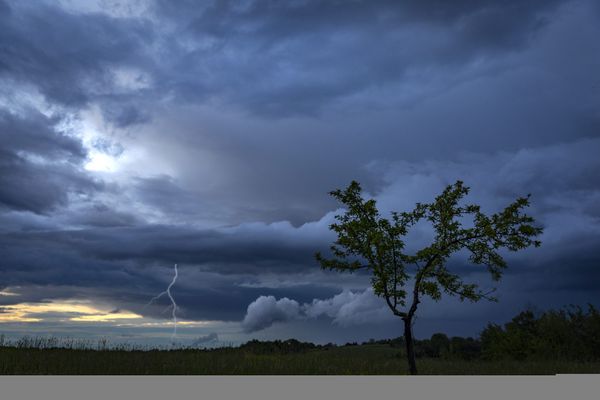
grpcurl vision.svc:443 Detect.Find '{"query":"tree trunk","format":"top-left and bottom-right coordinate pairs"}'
top-left (403, 317), bottom-right (418, 375)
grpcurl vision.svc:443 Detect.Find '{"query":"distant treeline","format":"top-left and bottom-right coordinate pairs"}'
top-left (237, 304), bottom-right (600, 361)
top-left (1, 305), bottom-right (598, 363)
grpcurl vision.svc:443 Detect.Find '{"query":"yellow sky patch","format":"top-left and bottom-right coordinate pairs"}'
top-left (0, 300), bottom-right (142, 323)
top-left (0, 299), bottom-right (218, 328)
top-left (70, 312), bottom-right (142, 322)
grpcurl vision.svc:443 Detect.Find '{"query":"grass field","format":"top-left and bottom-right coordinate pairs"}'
top-left (1, 344), bottom-right (599, 375)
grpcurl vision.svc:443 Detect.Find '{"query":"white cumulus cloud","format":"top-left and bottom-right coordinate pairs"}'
top-left (242, 288), bottom-right (393, 333)
top-left (241, 295), bottom-right (302, 333)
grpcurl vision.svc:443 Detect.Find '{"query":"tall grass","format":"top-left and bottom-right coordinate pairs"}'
top-left (1, 341), bottom-right (599, 375)
top-left (0, 334), bottom-right (172, 351)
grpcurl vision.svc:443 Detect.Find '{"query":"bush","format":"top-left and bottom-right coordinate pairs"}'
top-left (481, 304), bottom-right (600, 361)
top-left (448, 337), bottom-right (481, 360)
top-left (238, 339), bottom-right (317, 354)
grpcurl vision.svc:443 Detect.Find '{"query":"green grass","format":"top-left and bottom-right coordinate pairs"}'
top-left (1, 344), bottom-right (599, 375)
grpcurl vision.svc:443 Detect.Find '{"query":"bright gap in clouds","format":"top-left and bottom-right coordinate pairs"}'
top-left (84, 151), bottom-right (119, 172)
top-left (78, 107), bottom-right (123, 173)
top-left (84, 151), bottom-right (118, 172)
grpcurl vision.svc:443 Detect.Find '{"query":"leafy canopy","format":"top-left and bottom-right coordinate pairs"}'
top-left (316, 180), bottom-right (543, 319)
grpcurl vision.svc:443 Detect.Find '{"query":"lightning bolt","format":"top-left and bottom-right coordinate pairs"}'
top-left (147, 263), bottom-right (179, 344)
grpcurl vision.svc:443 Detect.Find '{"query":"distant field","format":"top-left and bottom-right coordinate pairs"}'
top-left (1, 344), bottom-right (599, 375)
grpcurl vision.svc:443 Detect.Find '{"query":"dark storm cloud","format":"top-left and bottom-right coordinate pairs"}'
top-left (179, 0), bottom-right (563, 50)
top-left (0, 109), bottom-right (85, 160)
top-left (62, 203), bottom-right (143, 228)
top-left (101, 103), bottom-right (152, 128)
top-left (0, 1), bottom-right (155, 125)
top-left (0, 0), bottom-right (585, 126)
top-left (0, 221), bottom-right (329, 275)
top-left (0, 0), bottom-right (582, 120)
top-left (131, 175), bottom-right (209, 220)
top-left (0, 0), bottom-right (10, 15)
top-left (0, 109), bottom-right (100, 214)
top-left (153, 0), bottom-right (567, 116)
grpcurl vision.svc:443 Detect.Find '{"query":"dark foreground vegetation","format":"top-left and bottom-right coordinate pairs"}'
top-left (1, 305), bottom-right (599, 375)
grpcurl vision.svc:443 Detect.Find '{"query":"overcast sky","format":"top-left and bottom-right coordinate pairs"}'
top-left (1, 0), bottom-right (599, 347)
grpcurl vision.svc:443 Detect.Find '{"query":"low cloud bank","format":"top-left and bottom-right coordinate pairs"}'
top-left (241, 288), bottom-right (392, 333)
top-left (241, 296), bottom-right (302, 333)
